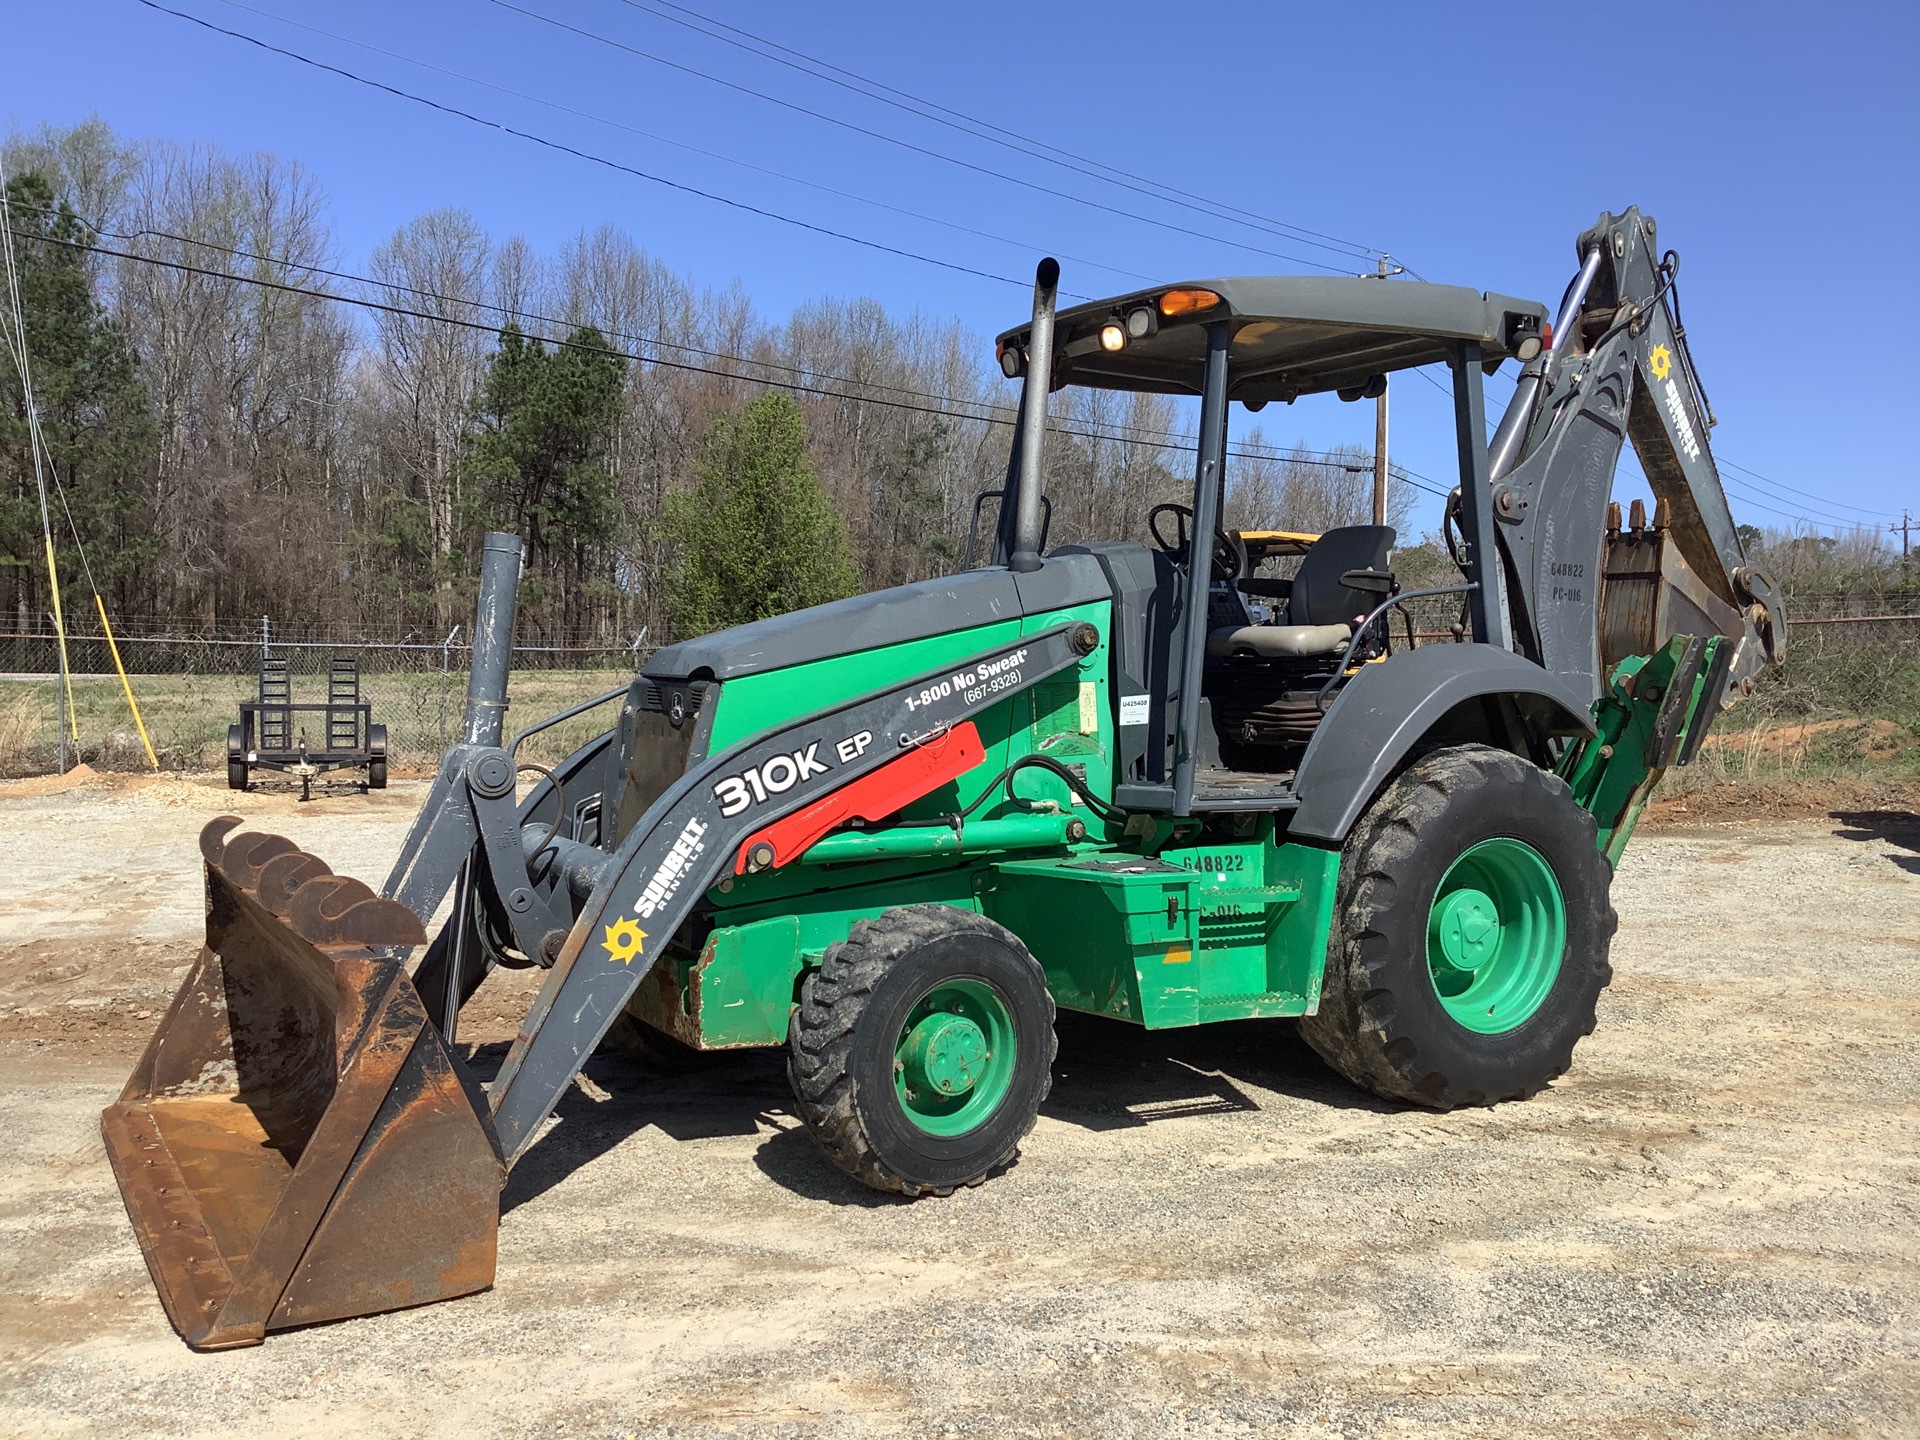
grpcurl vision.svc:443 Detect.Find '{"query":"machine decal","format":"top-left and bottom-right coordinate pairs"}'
top-left (908, 645), bottom-right (1031, 712)
top-left (602, 916), bottom-right (648, 964)
top-left (1649, 343), bottom-right (1672, 381)
top-left (712, 744), bottom-right (833, 817)
top-left (1177, 852), bottom-right (1249, 873)
top-left (834, 730), bottom-right (875, 763)
top-left (1660, 372), bottom-right (1702, 461)
top-left (636, 817), bottom-right (709, 919)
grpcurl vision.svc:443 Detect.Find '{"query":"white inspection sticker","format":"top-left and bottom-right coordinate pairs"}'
top-left (1118, 693), bottom-right (1151, 727)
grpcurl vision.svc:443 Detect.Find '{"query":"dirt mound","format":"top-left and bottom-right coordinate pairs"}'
top-left (1702, 716), bottom-right (1913, 761)
top-left (0, 762), bottom-right (108, 796)
top-left (1644, 774), bottom-right (1920, 828)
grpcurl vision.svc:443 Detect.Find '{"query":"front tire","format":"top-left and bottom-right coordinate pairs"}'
top-left (1301, 745), bottom-right (1616, 1109)
top-left (788, 905), bottom-right (1056, 1196)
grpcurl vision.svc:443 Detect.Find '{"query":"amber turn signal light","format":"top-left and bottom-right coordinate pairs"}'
top-left (1157, 288), bottom-right (1222, 317)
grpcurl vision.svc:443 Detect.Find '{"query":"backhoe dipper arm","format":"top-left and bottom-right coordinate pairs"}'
top-left (1487, 207), bottom-right (1785, 705)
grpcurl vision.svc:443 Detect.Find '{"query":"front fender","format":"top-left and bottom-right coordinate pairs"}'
top-left (1290, 645), bottom-right (1595, 843)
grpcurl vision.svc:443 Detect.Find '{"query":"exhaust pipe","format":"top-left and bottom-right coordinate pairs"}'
top-left (1007, 258), bottom-right (1060, 574)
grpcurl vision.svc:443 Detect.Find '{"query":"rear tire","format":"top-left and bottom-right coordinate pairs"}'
top-left (227, 760), bottom-right (248, 792)
top-left (367, 725), bottom-right (388, 789)
top-left (1301, 744), bottom-right (1616, 1109)
top-left (788, 905), bottom-right (1055, 1196)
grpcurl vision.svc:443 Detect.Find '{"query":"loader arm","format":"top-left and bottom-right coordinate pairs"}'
top-left (104, 617), bottom-right (1092, 1348)
top-left (484, 622), bottom-right (1094, 1161)
top-left (1487, 207), bottom-right (1785, 705)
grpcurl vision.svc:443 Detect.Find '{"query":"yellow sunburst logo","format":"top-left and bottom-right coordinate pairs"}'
top-left (602, 916), bottom-right (647, 965)
top-left (1649, 344), bottom-right (1672, 381)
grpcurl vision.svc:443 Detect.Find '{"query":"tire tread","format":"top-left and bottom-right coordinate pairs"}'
top-left (788, 905), bottom-right (1055, 1196)
top-left (1301, 744), bottom-right (1617, 1109)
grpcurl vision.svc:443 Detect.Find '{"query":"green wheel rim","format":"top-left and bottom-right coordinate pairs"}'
top-left (893, 977), bottom-right (1017, 1136)
top-left (1426, 838), bottom-right (1567, 1035)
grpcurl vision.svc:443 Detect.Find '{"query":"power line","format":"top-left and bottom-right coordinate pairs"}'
top-left (5, 196), bottom-right (1435, 484)
top-left (1421, 355), bottom-right (1886, 533)
top-left (134, 0), bottom-right (1041, 292)
top-left (609, 0), bottom-right (1385, 265)
top-left (11, 222), bottom-right (1451, 494)
top-left (1612, 449), bottom-right (1870, 535)
top-left (201, 0), bottom-right (1151, 289)
top-left (490, 0), bottom-right (1366, 276)
top-left (1714, 454), bottom-right (1894, 520)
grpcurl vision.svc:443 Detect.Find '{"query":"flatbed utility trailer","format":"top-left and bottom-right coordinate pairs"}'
top-left (108, 209), bottom-right (1785, 1349)
top-left (227, 652), bottom-right (388, 797)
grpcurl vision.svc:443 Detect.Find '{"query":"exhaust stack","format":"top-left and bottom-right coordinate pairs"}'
top-left (1007, 258), bottom-right (1060, 574)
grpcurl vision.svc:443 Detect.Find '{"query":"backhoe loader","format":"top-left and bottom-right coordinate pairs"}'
top-left (105, 208), bottom-right (1785, 1348)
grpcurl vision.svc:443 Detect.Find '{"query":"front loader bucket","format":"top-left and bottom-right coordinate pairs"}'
top-left (101, 818), bottom-right (505, 1350)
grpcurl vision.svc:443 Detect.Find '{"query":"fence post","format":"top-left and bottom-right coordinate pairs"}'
top-left (438, 625), bottom-right (460, 753)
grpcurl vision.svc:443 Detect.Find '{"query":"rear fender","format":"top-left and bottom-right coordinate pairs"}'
top-left (1289, 645), bottom-right (1595, 844)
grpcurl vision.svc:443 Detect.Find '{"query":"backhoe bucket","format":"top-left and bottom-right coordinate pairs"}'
top-left (101, 818), bottom-right (505, 1350)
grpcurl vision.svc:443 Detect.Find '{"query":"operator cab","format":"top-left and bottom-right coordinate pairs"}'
top-left (991, 273), bottom-right (1547, 814)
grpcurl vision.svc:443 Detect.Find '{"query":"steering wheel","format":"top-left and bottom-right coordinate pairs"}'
top-left (1148, 503), bottom-right (1246, 583)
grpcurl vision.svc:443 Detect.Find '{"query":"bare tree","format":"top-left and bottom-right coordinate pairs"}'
top-left (113, 141), bottom-right (351, 621)
top-left (364, 208), bottom-right (491, 625)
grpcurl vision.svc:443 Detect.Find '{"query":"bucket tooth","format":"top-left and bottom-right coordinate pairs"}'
top-left (104, 840), bottom-right (497, 1349)
top-left (286, 874), bottom-right (426, 949)
top-left (256, 851), bottom-right (333, 914)
top-left (199, 815), bottom-right (245, 864)
top-left (220, 832), bottom-right (303, 893)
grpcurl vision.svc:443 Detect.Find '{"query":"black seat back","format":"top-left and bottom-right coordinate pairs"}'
top-left (1288, 525), bottom-right (1396, 627)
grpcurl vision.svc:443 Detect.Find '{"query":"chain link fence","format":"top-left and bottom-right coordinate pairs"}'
top-left (0, 617), bottom-right (644, 777)
top-left (1, 600), bottom-right (1913, 779)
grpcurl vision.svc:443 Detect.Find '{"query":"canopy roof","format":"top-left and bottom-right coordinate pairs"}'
top-left (996, 277), bottom-right (1548, 407)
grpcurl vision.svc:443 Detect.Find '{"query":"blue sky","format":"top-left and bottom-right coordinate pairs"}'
top-left (8, 0), bottom-right (1916, 542)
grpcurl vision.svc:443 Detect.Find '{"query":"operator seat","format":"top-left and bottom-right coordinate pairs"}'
top-left (1207, 525), bottom-right (1395, 660)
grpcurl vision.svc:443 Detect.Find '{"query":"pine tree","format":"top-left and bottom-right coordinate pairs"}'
top-left (665, 392), bottom-right (857, 638)
top-left (0, 171), bottom-right (154, 623)
top-left (463, 322), bottom-right (625, 634)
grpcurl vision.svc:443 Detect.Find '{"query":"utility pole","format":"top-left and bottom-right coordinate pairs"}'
top-left (1372, 255), bottom-right (1390, 526)
top-left (1893, 509), bottom-right (1912, 567)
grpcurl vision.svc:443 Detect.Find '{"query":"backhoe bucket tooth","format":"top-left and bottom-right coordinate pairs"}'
top-left (102, 819), bottom-right (504, 1350)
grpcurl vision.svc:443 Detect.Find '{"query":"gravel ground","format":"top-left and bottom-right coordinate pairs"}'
top-left (0, 771), bottom-right (1916, 1439)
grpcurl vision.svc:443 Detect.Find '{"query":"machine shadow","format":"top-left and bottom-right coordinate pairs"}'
top-left (1830, 809), bottom-right (1920, 875)
top-left (1040, 1010), bottom-right (1394, 1131)
top-left (477, 1005), bottom-right (1399, 1211)
top-left (467, 1041), bottom-right (791, 1215)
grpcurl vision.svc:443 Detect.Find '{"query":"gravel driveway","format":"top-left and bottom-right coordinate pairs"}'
top-left (0, 772), bottom-right (1915, 1438)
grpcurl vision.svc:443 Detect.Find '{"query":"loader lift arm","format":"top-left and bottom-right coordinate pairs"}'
top-left (481, 621), bottom-right (1094, 1161)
